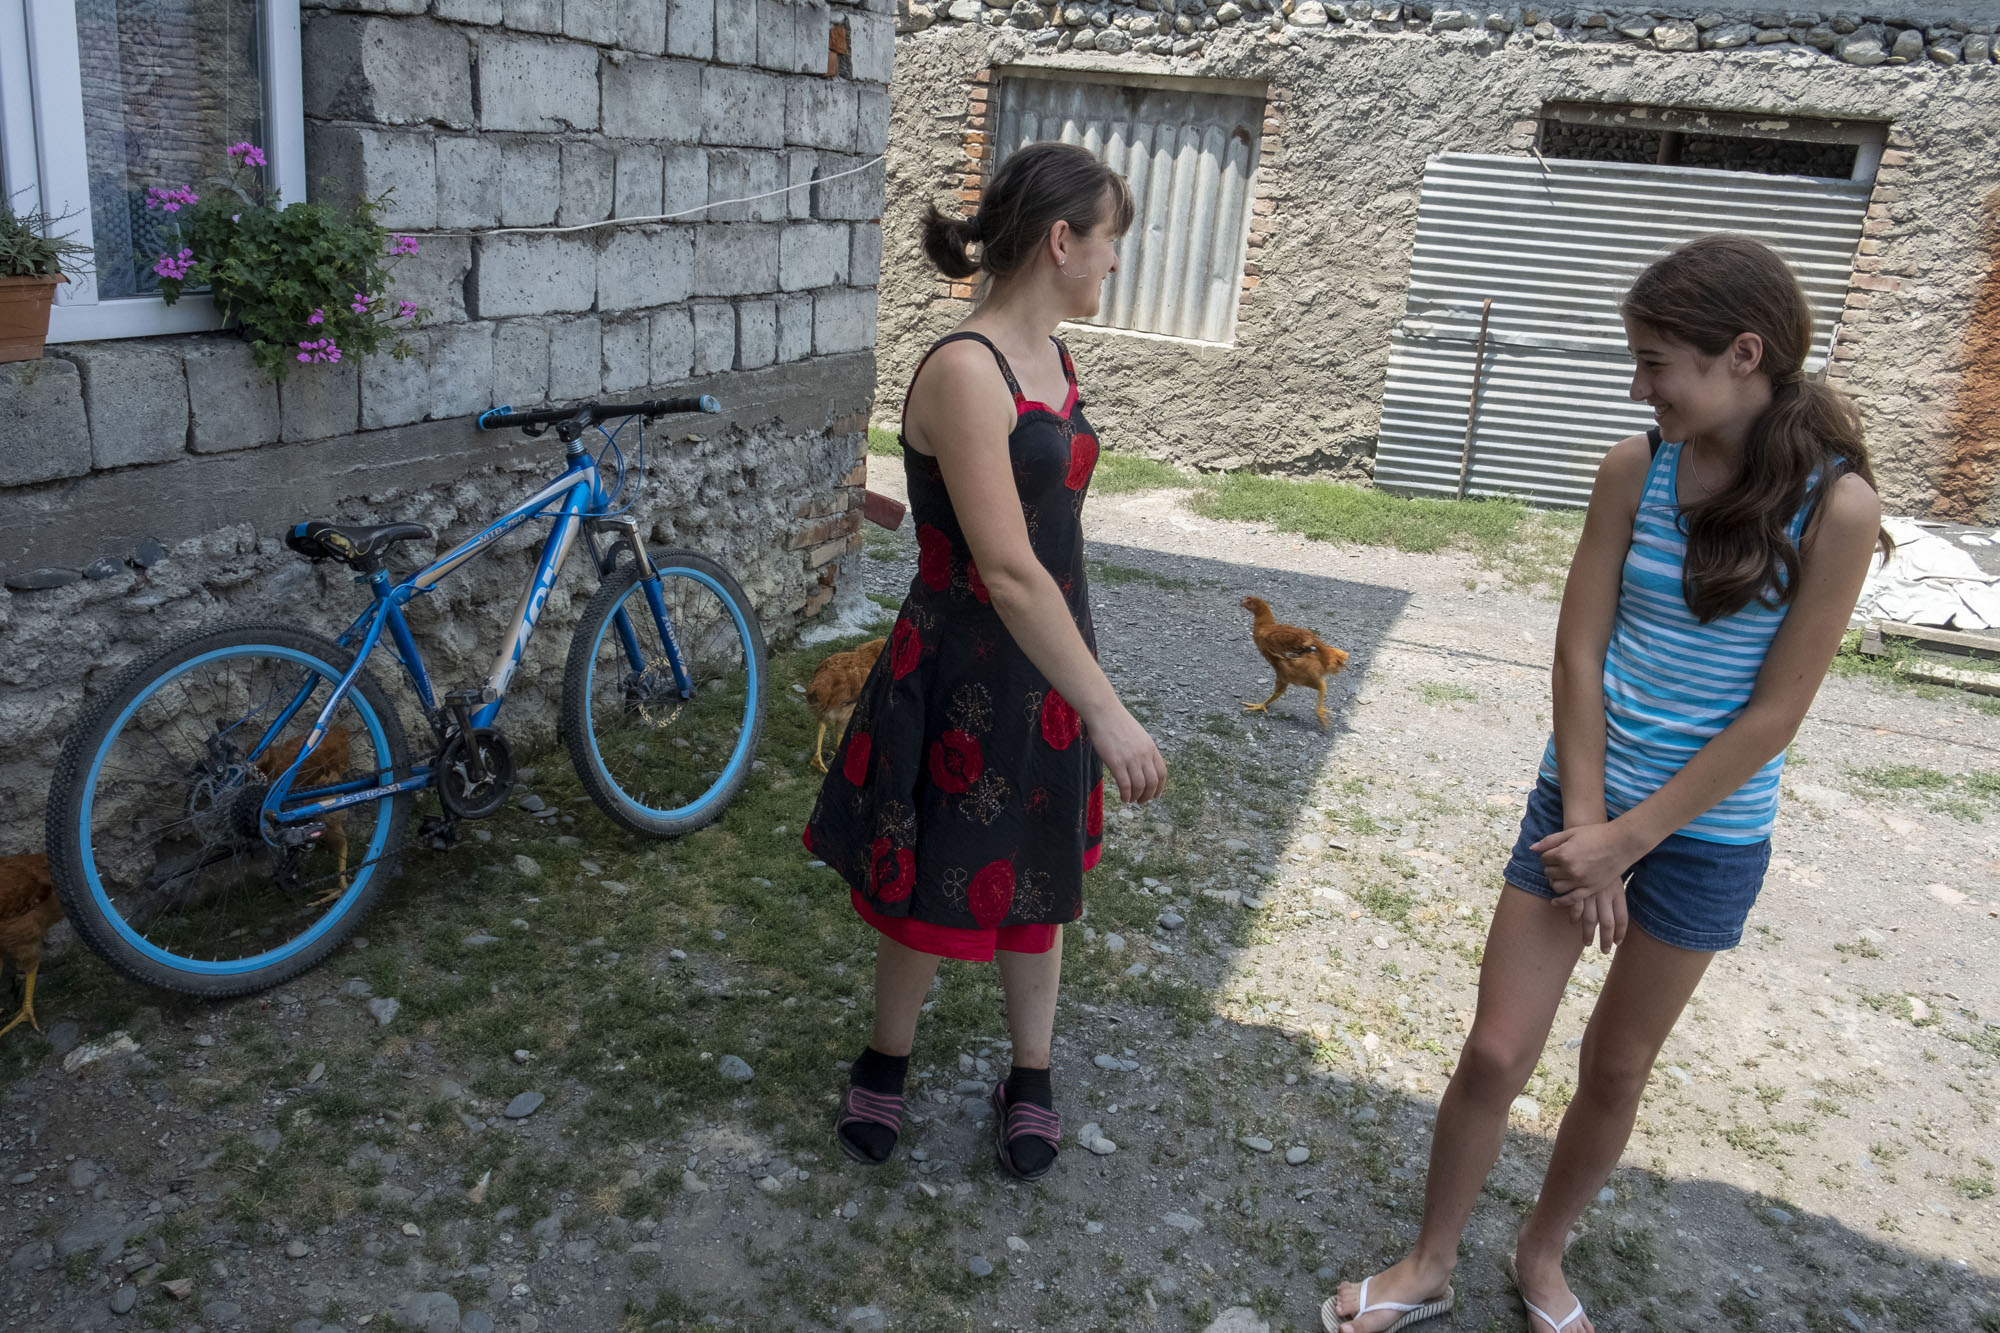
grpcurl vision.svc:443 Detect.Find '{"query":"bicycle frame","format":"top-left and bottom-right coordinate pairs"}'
top-left (252, 443), bottom-right (694, 833)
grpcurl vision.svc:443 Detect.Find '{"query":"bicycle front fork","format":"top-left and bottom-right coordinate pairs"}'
top-left (586, 514), bottom-right (654, 578)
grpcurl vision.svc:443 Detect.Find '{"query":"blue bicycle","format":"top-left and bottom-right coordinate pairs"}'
top-left (46, 396), bottom-right (766, 997)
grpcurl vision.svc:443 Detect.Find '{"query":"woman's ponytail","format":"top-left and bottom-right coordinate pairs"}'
top-left (921, 204), bottom-right (982, 280)
top-left (917, 143), bottom-right (1134, 285)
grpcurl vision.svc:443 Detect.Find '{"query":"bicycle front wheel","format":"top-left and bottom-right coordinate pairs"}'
top-left (46, 624), bottom-right (413, 997)
top-left (561, 550), bottom-right (767, 838)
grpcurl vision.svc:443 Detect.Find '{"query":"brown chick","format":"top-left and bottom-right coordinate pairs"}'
top-left (0, 853), bottom-right (63, 1039)
top-left (806, 638), bottom-right (886, 774)
top-left (1241, 596), bottom-right (1350, 732)
top-left (256, 726), bottom-right (352, 903)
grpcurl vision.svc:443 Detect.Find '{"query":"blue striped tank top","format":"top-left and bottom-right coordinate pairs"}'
top-left (1538, 437), bottom-right (1822, 844)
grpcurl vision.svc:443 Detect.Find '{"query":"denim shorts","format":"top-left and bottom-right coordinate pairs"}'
top-left (1503, 777), bottom-right (1772, 952)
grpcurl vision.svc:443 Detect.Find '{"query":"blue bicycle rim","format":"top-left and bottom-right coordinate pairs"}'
top-left (583, 565), bottom-right (760, 823)
top-left (78, 643), bottom-right (397, 977)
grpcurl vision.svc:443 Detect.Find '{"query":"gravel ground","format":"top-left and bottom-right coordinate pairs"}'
top-left (3, 469), bottom-right (1996, 1333)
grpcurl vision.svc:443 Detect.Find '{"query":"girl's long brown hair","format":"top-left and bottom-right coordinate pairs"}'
top-left (920, 141), bottom-right (1133, 282)
top-left (1622, 234), bottom-right (1887, 623)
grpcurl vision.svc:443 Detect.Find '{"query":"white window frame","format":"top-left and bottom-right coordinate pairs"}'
top-left (0, 0), bottom-right (305, 343)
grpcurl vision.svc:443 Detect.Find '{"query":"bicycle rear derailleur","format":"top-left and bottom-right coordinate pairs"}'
top-left (436, 689), bottom-right (516, 820)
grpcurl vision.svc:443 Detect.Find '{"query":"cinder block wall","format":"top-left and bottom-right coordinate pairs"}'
top-left (883, 3), bottom-right (2000, 522)
top-left (0, 0), bottom-right (895, 843)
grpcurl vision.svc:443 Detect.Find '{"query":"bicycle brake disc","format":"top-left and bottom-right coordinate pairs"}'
top-left (437, 727), bottom-right (516, 820)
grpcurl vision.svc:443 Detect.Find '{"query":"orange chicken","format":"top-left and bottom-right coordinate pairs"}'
top-left (806, 638), bottom-right (886, 773)
top-left (1240, 596), bottom-right (1349, 732)
top-left (0, 853), bottom-right (63, 1039)
top-left (256, 727), bottom-right (352, 902)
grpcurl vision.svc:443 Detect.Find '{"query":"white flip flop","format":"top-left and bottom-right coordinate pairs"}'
top-left (1318, 1276), bottom-right (1456, 1333)
top-left (1506, 1255), bottom-right (1587, 1332)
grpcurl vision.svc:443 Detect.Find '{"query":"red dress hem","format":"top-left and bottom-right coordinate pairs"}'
top-left (850, 890), bottom-right (1061, 961)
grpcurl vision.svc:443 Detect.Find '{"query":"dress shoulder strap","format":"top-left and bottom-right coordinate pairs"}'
top-left (900, 332), bottom-right (1025, 426)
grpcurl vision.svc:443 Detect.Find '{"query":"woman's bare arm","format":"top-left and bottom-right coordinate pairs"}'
top-left (906, 341), bottom-right (1165, 803)
top-left (1549, 436), bottom-right (1651, 830)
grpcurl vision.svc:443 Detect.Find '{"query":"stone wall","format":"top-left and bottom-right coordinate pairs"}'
top-left (0, 0), bottom-right (894, 845)
top-left (881, 1), bottom-right (2000, 521)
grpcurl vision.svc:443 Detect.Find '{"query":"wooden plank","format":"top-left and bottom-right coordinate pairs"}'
top-left (1900, 661), bottom-right (2000, 698)
top-left (1871, 619), bottom-right (2000, 661)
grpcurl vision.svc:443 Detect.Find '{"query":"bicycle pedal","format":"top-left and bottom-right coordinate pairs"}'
top-left (419, 813), bottom-right (461, 850)
top-left (275, 821), bottom-right (326, 848)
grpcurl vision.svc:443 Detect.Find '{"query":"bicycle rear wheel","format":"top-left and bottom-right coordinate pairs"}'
top-left (561, 550), bottom-right (766, 838)
top-left (46, 624), bottom-right (412, 997)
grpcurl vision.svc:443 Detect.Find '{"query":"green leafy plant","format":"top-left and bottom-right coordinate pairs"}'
top-left (151, 143), bottom-right (425, 379)
top-left (0, 196), bottom-right (93, 279)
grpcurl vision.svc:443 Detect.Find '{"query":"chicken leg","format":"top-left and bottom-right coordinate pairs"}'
top-left (0, 962), bottom-right (41, 1038)
top-left (1314, 681), bottom-right (1331, 732)
top-left (305, 813), bottom-right (352, 909)
top-left (1242, 681), bottom-right (1289, 715)
top-left (811, 721), bottom-right (830, 774)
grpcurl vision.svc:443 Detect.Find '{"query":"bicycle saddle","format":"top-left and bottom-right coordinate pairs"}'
top-left (286, 519), bottom-right (434, 569)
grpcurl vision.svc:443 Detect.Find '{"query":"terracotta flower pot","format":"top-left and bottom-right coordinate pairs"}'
top-left (0, 274), bottom-right (66, 364)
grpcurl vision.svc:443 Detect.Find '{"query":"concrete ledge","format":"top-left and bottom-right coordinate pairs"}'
top-left (0, 351), bottom-right (875, 578)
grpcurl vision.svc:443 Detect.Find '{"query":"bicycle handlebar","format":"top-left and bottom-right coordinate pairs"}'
top-left (475, 396), bottom-right (722, 432)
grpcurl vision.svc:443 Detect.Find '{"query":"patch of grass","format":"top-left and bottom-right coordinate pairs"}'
top-left (1416, 681), bottom-right (1477, 707)
top-left (1091, 452), bottom-right (1197, 495)
top-left (1828, 629), bottom-right (2000, 715)
top-left (866, 426), bottom-right (900, 456)
top-left (1089, 559), bottom-right (1193, 592)
top-left (1846, 762), bottom-right (2000, 819)
top-left (1954, 1174), bottom-right (1995, 1201)
top-left (1185, 472), bottom-right (1581, 591)
top-left (1848, 764), bottom-right (1953, 792)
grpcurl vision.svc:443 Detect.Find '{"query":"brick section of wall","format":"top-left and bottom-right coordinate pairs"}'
top-left (1826, 131), bottom-right (1912, 386)
top-left (1238, 85), bottom-right (1288, 328)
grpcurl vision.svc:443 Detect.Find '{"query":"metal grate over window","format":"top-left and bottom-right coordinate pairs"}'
top-left (994, 70), bottom-right (1263, 345)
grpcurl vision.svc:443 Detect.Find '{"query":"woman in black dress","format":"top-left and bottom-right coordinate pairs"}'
top-left (803, 142), bottom-right (1166, 1180)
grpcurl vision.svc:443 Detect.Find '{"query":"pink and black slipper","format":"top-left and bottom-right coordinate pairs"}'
top-left (835, 1085), bottom-right (904, 1165)
top-left (989, 1080), bottom-right (1061, 1181)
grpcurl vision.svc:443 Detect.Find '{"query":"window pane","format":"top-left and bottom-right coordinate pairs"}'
top-left (77, 0), bottom-right (264, 300)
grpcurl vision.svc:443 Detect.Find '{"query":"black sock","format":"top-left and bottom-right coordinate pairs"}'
top-left (840, 1047), bottom-right (908, 1163)
top-left (1003, 1065), bottom-right (1056, 1174)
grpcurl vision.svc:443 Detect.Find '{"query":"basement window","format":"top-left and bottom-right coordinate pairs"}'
top-left (1537, 102), bottom-right (1885, 183)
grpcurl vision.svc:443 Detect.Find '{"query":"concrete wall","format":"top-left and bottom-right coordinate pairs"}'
top-left (0, 0), bottom-right (894, 843)
top-left (881, 2), bottom-right (2000, 522)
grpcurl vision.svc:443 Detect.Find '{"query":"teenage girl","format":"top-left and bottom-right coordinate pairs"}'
top-left (803, 142), bottom-right (1167, 1181)
top-left (1324, 233), bottom-right (1887, 1333)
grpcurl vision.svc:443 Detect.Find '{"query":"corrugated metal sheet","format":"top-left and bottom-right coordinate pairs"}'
top-left (1376, 153), bottom-right (1872, 508)
top-left (995, 72), bottom-right (1262, 345)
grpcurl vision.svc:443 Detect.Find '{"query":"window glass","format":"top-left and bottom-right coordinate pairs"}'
top-left (76, 0), bottom-right (264, 299)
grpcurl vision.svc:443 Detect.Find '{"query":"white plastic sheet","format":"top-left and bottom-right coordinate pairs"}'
top-left (1852, 517), bottom-right (2000, 631)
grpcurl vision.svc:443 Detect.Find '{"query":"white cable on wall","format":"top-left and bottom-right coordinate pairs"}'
top-left (425, 154), bottom-right (889, 240)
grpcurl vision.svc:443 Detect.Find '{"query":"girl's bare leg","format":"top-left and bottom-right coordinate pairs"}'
top-left (1510, 927), bottom-right (1713, 1331)
top-left (869, 934), bottom-right (944, 1057)
top-left (996, 929), bottom-right (1064, 1068)
top-left (1330, 887), bottom-right (1583, 1332)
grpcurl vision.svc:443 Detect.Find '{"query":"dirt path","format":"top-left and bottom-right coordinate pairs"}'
top-left (4, 473), bottom-right (1996, 1333)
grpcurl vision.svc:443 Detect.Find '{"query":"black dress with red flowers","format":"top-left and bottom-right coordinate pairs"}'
top-left (804, 332), bottom-right (1105, 934)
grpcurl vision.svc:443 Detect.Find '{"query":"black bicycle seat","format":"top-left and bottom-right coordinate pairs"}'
top-left (286, 520), bottom-right (434, 568)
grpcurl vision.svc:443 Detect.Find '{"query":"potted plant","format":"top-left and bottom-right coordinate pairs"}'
top-left (0, 198), bottom-right (91, 363)
top-left (151, 143), bottom-right (426, 379)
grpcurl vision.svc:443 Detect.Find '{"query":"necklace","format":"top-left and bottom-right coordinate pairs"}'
top-left (1682, 445), bottom-right (1725, 500)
